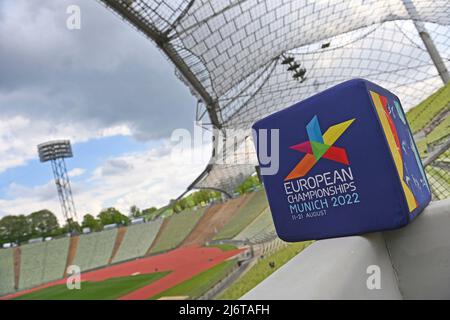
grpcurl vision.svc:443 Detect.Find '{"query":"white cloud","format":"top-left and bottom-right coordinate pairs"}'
top-left (0, 0), bottom-right (196, 174)
top-left (0, 140), bottom-right (211, 223)
top-left (68, 168), bottom-right (86, 178)
top-left (0, 114), bottom-right (132, 174)
top-left (0, 0), bottom-right (212, 222)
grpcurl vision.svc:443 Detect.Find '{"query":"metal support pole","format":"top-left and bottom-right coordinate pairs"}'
top-left (50, 158), bottom-right (77, 228)
top-left (403, 0), bottom-right (450, 84)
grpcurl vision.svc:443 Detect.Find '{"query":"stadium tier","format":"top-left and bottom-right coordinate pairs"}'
top-left (407, 82), bottom-right (450, 134)
top-left (213, 190), bottom-right (269, 240)
top-left (406, 82), bottom-right (449, 200)
top-left (18, 237), bottom-right (69, 290)
top-left (18, 243), bottom-right (45, 290)
top-left (41, 237), bottom-right (70, 284)
top-left (72, 229), bottom-right (117, 272)
top-left (0, 249), bottom-right (15, 295)
top-left (149, 208), bottom-right (205, 254)
top-left (182, 195), bottom-right (251, 247)
top-left (234, 207), bottom-right (276, 244)
top-left (112, 219), bottom-right (163, 264)
top-left (427, 116), bottom-right (450, 146)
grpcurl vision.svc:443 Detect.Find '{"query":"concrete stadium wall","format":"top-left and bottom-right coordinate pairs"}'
top-left (384, 199), bottom-right (450, 299)
top-left (242, 199), bottom-right (450, 300)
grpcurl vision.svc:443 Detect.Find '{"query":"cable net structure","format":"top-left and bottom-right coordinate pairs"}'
top-left (100, 0), bottom-right (450, 196)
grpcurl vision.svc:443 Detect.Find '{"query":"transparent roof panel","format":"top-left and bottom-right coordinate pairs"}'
top-left (175, 0), bottom-right (450, 98)
top-left (101, 0), bottom-right (450, 196)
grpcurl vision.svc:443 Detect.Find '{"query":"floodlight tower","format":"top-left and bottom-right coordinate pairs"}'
top-left (37, 140), bottom-right (77, 226)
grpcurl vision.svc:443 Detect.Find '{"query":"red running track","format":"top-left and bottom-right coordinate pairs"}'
top-left (1, 245), bottom-right (243, 300)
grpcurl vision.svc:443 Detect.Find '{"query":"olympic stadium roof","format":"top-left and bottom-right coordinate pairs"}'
top-left (100, 0), bottom-right (450, 196)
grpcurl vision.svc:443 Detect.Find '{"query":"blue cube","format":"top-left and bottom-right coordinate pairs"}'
top-left (252, 79), bottom-right (431, 242)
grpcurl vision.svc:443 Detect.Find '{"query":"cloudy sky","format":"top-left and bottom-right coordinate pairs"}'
top-left (0, 0), bottom-right (211, 222)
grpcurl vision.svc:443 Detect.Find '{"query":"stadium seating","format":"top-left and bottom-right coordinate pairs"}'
top-left (182, 195), bottom-right (251, 246)
top-left (234, 207), bottom-right (276, 243)
top-left (407, 82), bottom-right (450, 134)
top-left (0, 249), bottom-right (15, 295)
top-left (18, 237), bottom-right (70, 290)
top-left (214, 190), bottom-right (269, 240)
top-left (41, 237), bottom-right (70, 283)
top-left (72, 229), bottom-right (117, 271)
top-left (406, 83), bottom-right (449, 201)
top-left (112, 219), bottom-right (163, 263)
top-left (149, 208), bottom-right (205, 254)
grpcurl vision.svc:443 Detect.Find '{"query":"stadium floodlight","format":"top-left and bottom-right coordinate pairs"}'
top-left (38, 140), bottom-right (73, 162)
top-left (293, 68), bottom-right (307, 79)
top-left (37, 140), bottom-right (77, 227)
top-left (281, 56), bottom-right (294, 65)
top-left (287, 63), bottom-right (300, 72)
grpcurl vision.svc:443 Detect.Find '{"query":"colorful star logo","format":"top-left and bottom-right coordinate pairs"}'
top-left (285, 116), bottom-right (355, 181)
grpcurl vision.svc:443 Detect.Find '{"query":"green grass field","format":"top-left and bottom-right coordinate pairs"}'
top-left (206, 244), bottom-right (237, 251)
top-left (217, 241), bottom-right (312, 300)
top-left (13, 272), bottom-right (169, 300)
top-left (150, 260), bottom-right (237, 300)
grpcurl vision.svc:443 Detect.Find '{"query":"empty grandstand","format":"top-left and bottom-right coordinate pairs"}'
top-left (41, 238), bottom-right (70, 284)
top-left (182, 195), bottom-right (251, 247)
top-left (406, 82), bottom-right (450, 200)
top-left (18, 237), bottom-right (69, 290)
top-left (17, 243), bottom-right (45, 290)
top-left (234, 208), bottom-right (277, 244)
top-left (149, 208), bottom-right (205, 254)
top-left (72, 229), bottom-right (117, 272)
top-left (0, 249), bottom-right (14, 296)
top-left (112, 219), bottom-right (163, 263)
top-left (407, 83), bottom-right (450, 136)
top-left (214, 190), bottom-right (268, 241)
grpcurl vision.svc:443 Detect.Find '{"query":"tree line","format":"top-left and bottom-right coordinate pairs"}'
top-left (0, 176), bottom-right (261, 246)
top-left (0, 190), bottom-right (225, 246)
top-left (0, 207), bottom-right (139, 246)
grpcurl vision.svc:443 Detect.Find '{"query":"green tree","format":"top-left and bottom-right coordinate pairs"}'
top-left (0, 215), bottom-right (31, 244)
top-left (235, 175), bottom-right (261, 194)
top-left (98, 207), bottom-right (130, 226)
top-left (142, 207), bottom-right (157, 215)
top-left (129, 205), bottom-right (142, 218)
top-left (174, 198), bottom-right (190, 212)
top-left (81, 214), bottom-right (102, 232)
top-left (142, 207), bottom-right (159, 220)
top-left (27, 209), bottom-right (59, 238)
top-left (62, 218), bottom-right (82, 234)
